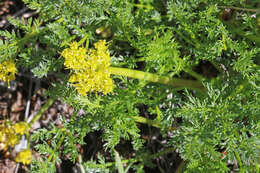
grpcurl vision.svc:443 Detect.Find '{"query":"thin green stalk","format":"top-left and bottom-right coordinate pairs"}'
top-left (132, 116), bottom-right (176, 131)
top-left (234, 151), bottom-right (243, 167)
top-left (218, 6), bottom-right (260, 13)
top-left (132, 3), bottom-right (153, 10)
top-left (130, 57), bottom-right (204, 81)
top-left (148, 147), bottom-right (176, 159)
top-left (172, 28), bottom-right (199, 48)
top-left (78, 154), bottom-right (86, 173)
top-left (224, 23), bottom-right (260, 45)
top-left (104, 158), bottom-right (136, 167)
top-left (11, 24), bottom-right (47, 48)
top-left (184, 68), bottom-right (205, 81)
top-left (48, 132), bottom-right (65, 162)
top-left (132, 116), bottom-right (161, 128)
top-left (109, 67), bottom-right (205, 93)
top-left (175, 160), bottom-right (186, 173)
top-left (209, 60), bottom-right (223, 74)
top-left (28, 98), bottom-right (54, 128)
top-left (102, 147), bottom-right (176, 168)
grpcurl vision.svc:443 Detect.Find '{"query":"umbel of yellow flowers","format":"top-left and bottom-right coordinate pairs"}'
top-left (15, 149), bottom-right (32, 165)
top-left (0, 60), bottom-right (17, 84)
top-left (0, 122), bottom-right (32, 165)
top-left (62, 40), bottom-right (205, 95)
top-left (61, 40), bottom-right (113, 95)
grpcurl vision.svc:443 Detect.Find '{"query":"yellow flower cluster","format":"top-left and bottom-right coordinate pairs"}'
top-left (13, 122), bottom-right (29, 135)
top-left (15, 149), bottom-right (32, 165)
top-left (0, 122), bottom-right (28, 150)
top-left (61, 40), bottom-right (113, 95)
top-left (0, 124), bottom-right (19, 150)
top-left (0, 60), bottom-right (17, 84)
top-left (0, 121), bottom-right (31, 164)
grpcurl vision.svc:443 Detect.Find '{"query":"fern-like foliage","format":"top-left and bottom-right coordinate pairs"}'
top-left (0, 0), bottom-right (258, 172)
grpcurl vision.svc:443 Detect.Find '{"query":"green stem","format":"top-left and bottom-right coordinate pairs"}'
top-left (224, 22), bottom-right (260, 45)
top-left (78, 154), bottom-right (86, 173)
top-left (234, 151), bottom-right (244, 170)
top-left (175, 160), bottom-right (186, 173)
top-left (12, 25), bottom-right (47, 48)
top-left (148, 147), bottom-right (176, 159)
top-left (184, 68), bottom-right (205, 81)
top-left (132, 116), bottom-right (161, 128)
top-left (132, 3), bottom-right (153, 10)
top-left (100, 147), bottom-right (176, 168)
top-left (109, 67), bottom-right (205, 93)
top-left (28, 98), bottom-right (54, 128)
top-left (128, 57), bottom-right (204, 81)
top-left (233, 30), bottom-right (260, 45)
top-left (218, 6), bottom-right (260, 13)
top-left (209, 60), bottom-right (223, 74)
top-left (132, 116), bottom-right (176, 131)
top-left (172, 28), bottom-right (199, 48)
top-left (48, 132), bottom-right (65, 162)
